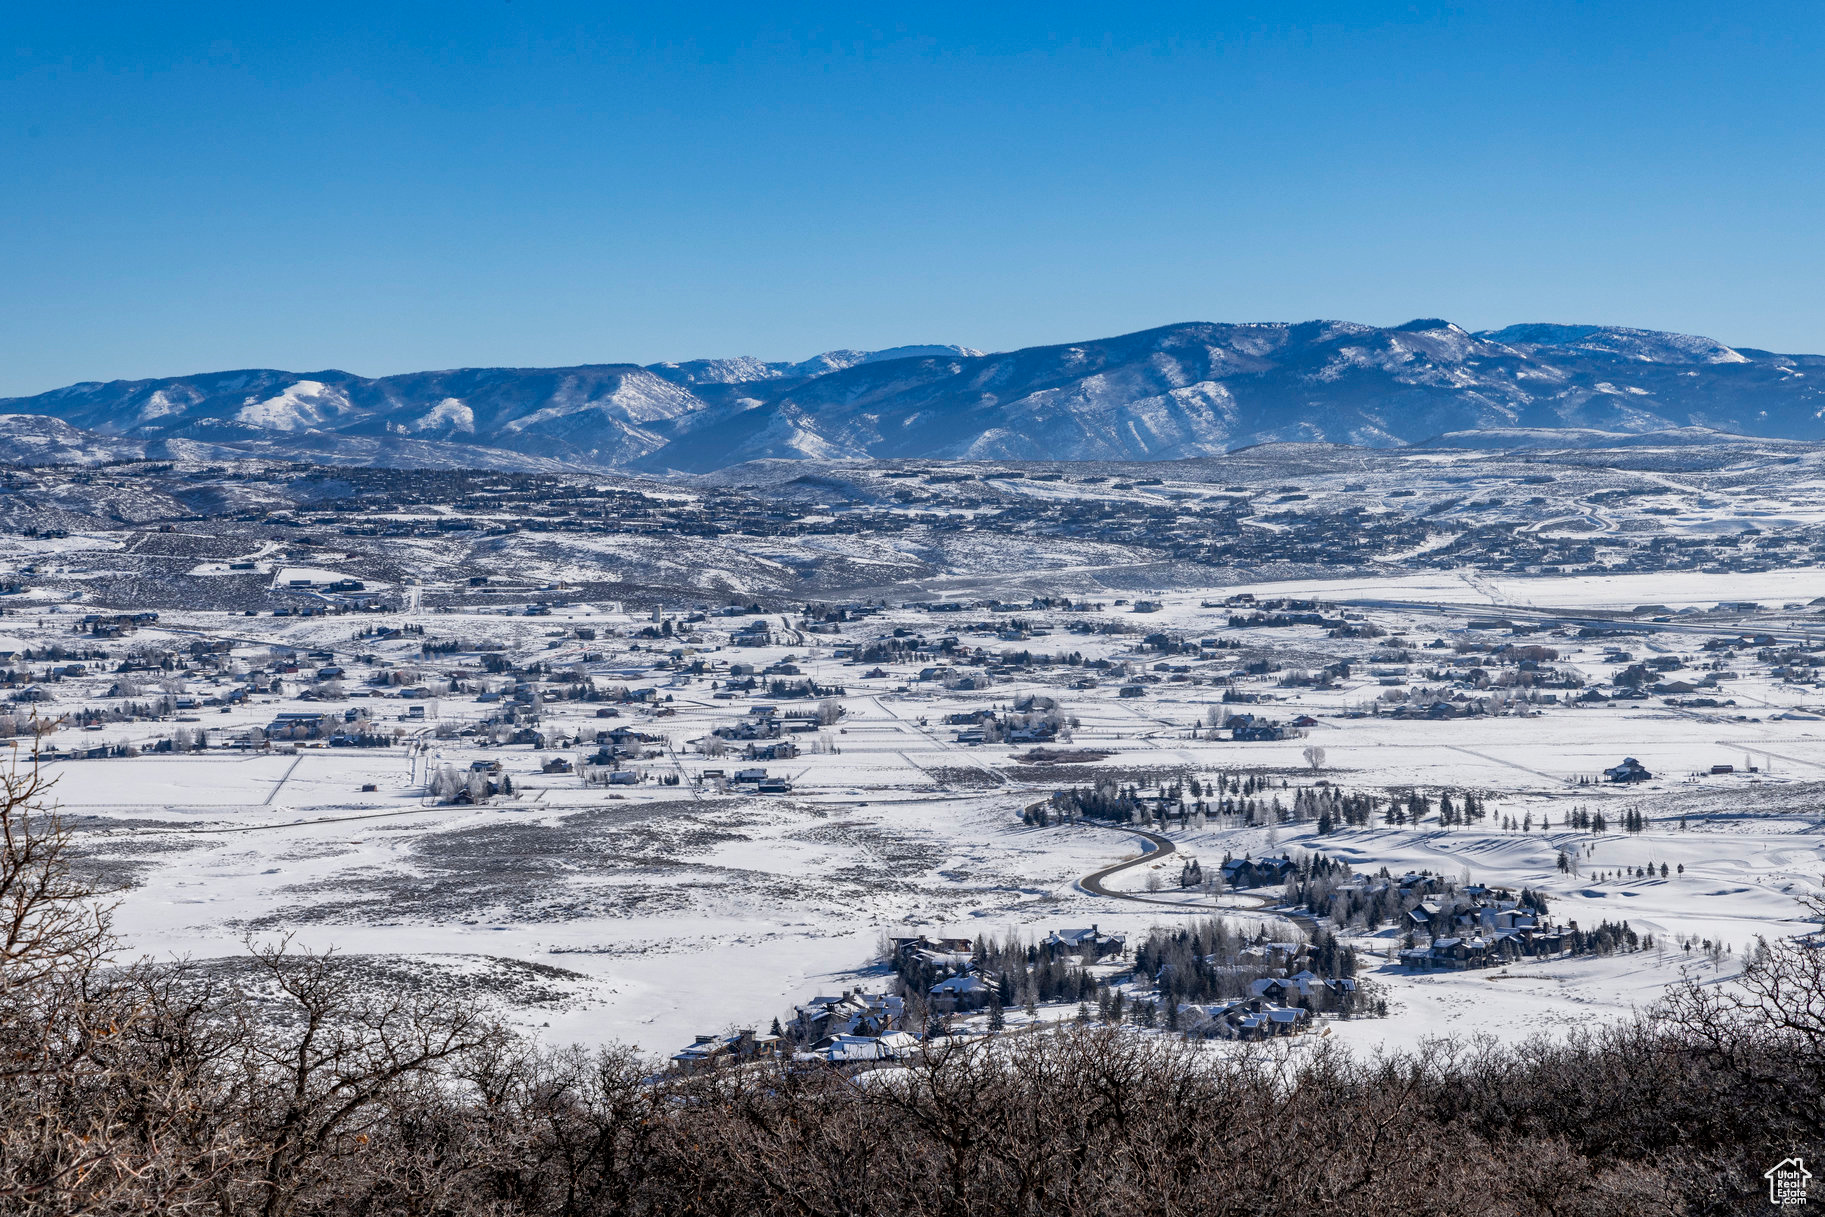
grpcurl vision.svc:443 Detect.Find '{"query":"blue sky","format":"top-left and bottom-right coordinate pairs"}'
top-left (2, 2), bottom-right (1821, 395)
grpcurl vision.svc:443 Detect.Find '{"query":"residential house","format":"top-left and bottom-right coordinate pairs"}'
top-left (1044, 926), bottom-right (1128, 959)
top-left (1220, 856), bottom-right (1297, 890)
top-left (1605, 756), bottom-right (1653, 783)
top-left (928, 973), bottom-right (993, 1010)
top-left (788, 991), bottom-right (905, 1042)
top-left (669, 1027), bottom-right (784, 1073)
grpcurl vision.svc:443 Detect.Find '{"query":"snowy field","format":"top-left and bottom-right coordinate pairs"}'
top-left (6, 564), bottom-right (1818, 1058)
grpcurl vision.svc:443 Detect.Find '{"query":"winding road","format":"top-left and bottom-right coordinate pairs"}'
top-left (1078, 826), bottom-right (1179, 899)
top-left (1074, 824), bottom-right (1319, 932)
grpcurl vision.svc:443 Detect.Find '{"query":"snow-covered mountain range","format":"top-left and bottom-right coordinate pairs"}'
top-left (5, 321), bottom-right (1823, 471)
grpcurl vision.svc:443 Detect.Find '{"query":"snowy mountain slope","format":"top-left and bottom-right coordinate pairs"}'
top-left (0, 413), bottom-right (578, 472)
top-left (0, 414), bottom-right (167, 465)
top-left (638, 320), bottom-right (1825, 470)
top-left (645, 344), bottom-right (986, 387)
top-left (6, 324), bottom-right (1825, 471)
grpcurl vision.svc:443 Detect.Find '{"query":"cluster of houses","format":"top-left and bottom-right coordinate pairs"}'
top-left (670, 989), bottom-right (917, 1073)
top-left (673, 930), bottom-right (1131, 1075)
top-left (698, 704), bottom-right (830, 759)
top-left (672, 928), bottom-right (1125, 1075)
top-left (890, 926), bottom-right (1132, 1018)
top-left (283, 575), bottom-right (367, 594)
top-left (787, 989), bottom-right (907, 1041)
top-left (1181, 997), bottom-right (1312, 1038)
top-left (77, 611), bottom-right (160, 638)
top-left (728, 619), bottom-right (788, 647)
top-left (1225, 713), bottom-right (1315, 742)
top-left (893, 927), bottom-right (1130, 1008)
top-left (584, 724), bottom-right (664, 766)
top-left (1397, 887), bottom-right (1565, 971)
top-left (1218, 854), bottom-right (1298, 890)
top-left (3, 456), bottom-right (1590, 583)
top-left (1379, 699), bottom-right (1486, 721)
top-left (669, 1027), bottom-right (786, 1072)
top-left (727, 767), bottom-right (793, 794)
top-left (670, 920), bottom-right (1366, 1072)
top-left (947, 707), bottom-right (1060, 746)
top-left (889, 933), bottom-right (977, 970)
top-left (1149, 937), bottom-right (1363, 1037)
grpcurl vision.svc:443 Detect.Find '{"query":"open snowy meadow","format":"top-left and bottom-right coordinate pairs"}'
top-left (7, 565), bottom-right (1813, 1058)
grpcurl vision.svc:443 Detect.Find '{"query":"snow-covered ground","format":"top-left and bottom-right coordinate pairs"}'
top-left (4, 566), bottom-right (1811, 1059)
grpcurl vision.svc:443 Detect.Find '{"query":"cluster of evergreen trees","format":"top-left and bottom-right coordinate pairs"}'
top-left (1564, 805), bottom-right (1649, 832)
top-left (1299, 785), bottom-right (1380, 831)
top-left (418, 635), bottom-right (493, 655)
top-left (1286, 858), bottom-right (1447, 929)
top-left (1374, 787), bottom-right (1493, 827)
top-left (1034, 772), bottom-right (1510, 836)
top-left (1570, 806), bottom-right (1605, 831)
top-left (1566, 919), bottom-right (1646, 956)
top-left (886, 932), bottom-right (1117, 1026)
top-left (1038, 770), bottom-right (1300, 828)
top-left (1134, 918), bottom-right (1368, 1020)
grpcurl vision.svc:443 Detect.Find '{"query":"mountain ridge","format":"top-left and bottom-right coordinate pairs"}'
top-left (5, 321), bottom-right (1822, 472)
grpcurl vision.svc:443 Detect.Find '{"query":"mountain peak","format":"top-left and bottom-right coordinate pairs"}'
top-left (2, 321), bottom-right (1816, 472)
top-left (1476, 323), bottom-right (1747, 365)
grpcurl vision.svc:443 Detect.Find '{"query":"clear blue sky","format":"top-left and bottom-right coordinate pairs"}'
top-left (3, 2), bottom-right (1821, 395)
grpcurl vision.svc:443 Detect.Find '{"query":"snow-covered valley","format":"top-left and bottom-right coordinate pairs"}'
top-left (4, 444), bottom-right (1824, 1063)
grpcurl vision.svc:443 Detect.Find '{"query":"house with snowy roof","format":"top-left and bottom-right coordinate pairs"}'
top-left (1604, 756), bottom-right (1653, 783)
top-left (1044, 926), bottom-right (1127, 957)
top-left (788, 990), bottom-right (905, 1040)
top-left (805, 1032), bottom-right (921, 1067)
top-left (928, 973), bottom-right (994, 1010)
top-left (668, 1027), bottom-right (784, 1074)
